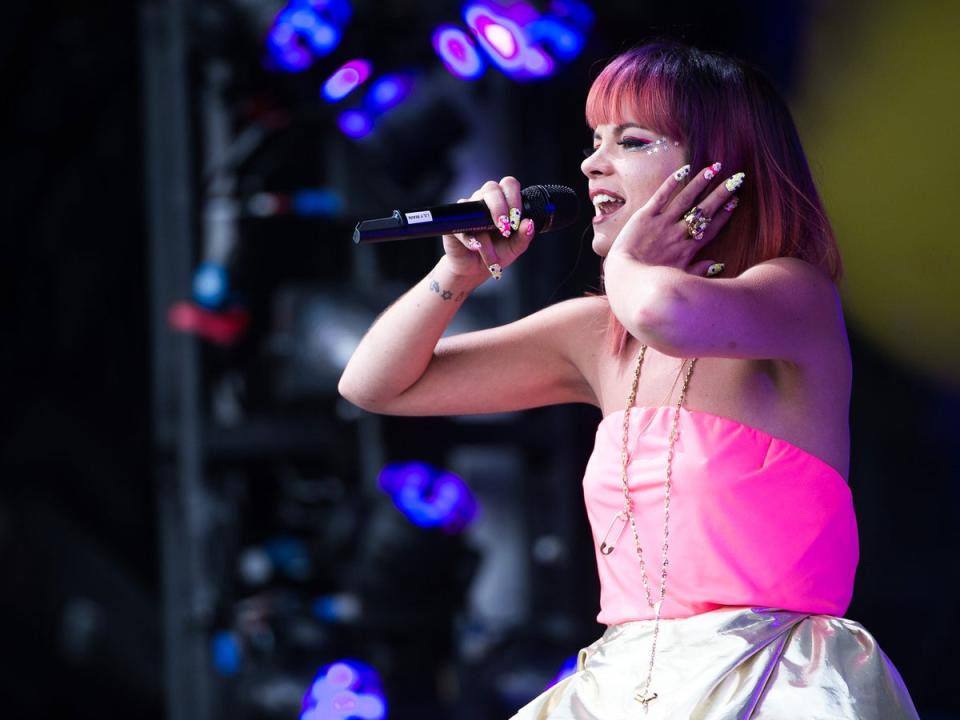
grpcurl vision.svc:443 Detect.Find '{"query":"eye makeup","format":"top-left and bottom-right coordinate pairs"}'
top-left (582, 135), bottom-right (679, 158)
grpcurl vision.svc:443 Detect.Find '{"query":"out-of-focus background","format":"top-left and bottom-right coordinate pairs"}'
top-left (2, 1), bottom-right (958, 718)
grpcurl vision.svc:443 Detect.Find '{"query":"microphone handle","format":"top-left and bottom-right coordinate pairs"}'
top-left (353, 199), bottom-right (497, 244)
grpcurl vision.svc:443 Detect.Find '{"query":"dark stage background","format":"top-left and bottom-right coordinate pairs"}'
top-left (2, 1), bottom-right (958, 719)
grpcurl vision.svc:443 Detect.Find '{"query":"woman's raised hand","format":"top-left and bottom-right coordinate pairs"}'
top-left (608, 162), bottom-right (744, 278)
top-left (442, 176), bottom-right (537, 282)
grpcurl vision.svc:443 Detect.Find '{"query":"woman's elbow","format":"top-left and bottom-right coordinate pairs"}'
top-left (627, 291), bottom-right (684, 356)
top-left (337, 372), bottom-right (370, 410)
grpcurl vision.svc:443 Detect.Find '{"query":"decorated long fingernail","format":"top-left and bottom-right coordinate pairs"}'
top-left (496, 215), bottom-right (511, 237)
top-left (467, 237), bottom-right (482, 250)
top-left (723, 197), bottom-right (739, 213)
top-left (509, 207), bottom-right (522, 231)
top-left (706, 262), bottom-right (725, 277)
top-left (704, 161), bottom-right (722, 180)
top-left (488, 263), bottom-right (502, 280)
top-left (525, 219), bottom-right (535, 237)
top-left (724, 172), bottom-right (745, 192)
top-left (673, 164), bottom-right (691, 182)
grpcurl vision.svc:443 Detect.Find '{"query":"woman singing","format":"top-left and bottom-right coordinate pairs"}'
top-left (339, 41), bottom-right (919, 718)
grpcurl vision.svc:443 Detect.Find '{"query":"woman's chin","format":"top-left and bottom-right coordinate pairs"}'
top-left (592, 234), bottom-right (612, 257)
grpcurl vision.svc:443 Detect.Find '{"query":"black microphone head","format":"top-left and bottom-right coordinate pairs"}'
top-left (520, 185), bottom-right (579, 233)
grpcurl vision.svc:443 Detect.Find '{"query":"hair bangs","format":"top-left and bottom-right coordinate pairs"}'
top-left (585, 52), bottom-right (686, 141)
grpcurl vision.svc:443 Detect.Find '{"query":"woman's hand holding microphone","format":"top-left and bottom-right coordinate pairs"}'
top-left (442, 176), bottom-right (537, 282)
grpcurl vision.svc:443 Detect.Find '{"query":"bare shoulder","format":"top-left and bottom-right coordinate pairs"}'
top-left (546, 293), bottom-right (611, 328)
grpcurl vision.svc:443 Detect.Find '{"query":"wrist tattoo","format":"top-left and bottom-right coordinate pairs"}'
top-left (428, 276), bottom-right (464, 302)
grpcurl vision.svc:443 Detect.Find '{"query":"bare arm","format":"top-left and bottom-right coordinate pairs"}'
top-left (605, 254), bottom-right (843, 364)
top-left (338, 260), bottom-right (604, 416)
top-left (337, 255), bottom-right (485, 410)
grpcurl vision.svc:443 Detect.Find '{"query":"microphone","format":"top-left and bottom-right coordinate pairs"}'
top-left (353, 184), bottom-right (579, 244)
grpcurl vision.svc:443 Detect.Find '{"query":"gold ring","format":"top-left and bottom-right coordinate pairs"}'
top-left (682, 206), bottom-right (711, 241)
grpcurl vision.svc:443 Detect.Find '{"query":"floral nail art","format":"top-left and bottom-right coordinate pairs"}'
top-left (706, 262), bottom-right (725, 277)
top-left (724, 172), bottom-right (745, 192)
top-left (673, 165), bottom-right (691, 182)
top-left (496, 215), bottom-right (511, 237)
top-left (488, 263), bottom-right (502, 280)
top-left (509, 207), bottom-right (521, 231)
top-left (467, 238), bottom-right (482, 250)
top-left (704, 162), bottom-right (722, 180)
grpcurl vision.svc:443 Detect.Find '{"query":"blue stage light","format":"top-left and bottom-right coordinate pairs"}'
top-left (301, 660), bottom-right (386, 720)
top-left (337, 110), bottom-right (374, 139)
top-left (265, 0), bottom-right (352, 72)
top-left (211, 631), bottom-right (243, 677)
top-left (192, 261), bottom-right (229, 309)
top-left (291, 188), bottom-right (343, 216)
top-left (432, 25), bottom-right (485, 79)
top-left (377, 461), bottom-right (478, 534)
top-left (308, 21), bottom-right (340, 54)
top-left (548, 0), bottom-right (594, 31)
top-left (527, 17), bottom-right (584, 61)
top-left (365, 74), bottom-right (414, 113)
top-left (546, 654), bottom-right (579, 689)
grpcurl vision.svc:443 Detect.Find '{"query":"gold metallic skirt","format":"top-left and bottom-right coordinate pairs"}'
top-left (510, 606), bottom-right (919, 719)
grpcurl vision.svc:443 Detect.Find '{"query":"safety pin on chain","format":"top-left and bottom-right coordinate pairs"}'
top-left (599, 510), bottom-right (628, 555)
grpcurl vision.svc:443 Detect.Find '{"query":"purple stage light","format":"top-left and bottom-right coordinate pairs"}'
top-left (481, 18), bottom-right (518, 59)
top-left (522, 46), bottom-right (555, 77)
top-left (465, 4), bottom-right (525, 70)
top-left (322, 59), bottom-right (372, 102)
top-left (337, 110), bottom-right (373, 139)
top-left (378, 461), bottom-right (478, 534)
top-left (432, 25), bottom-right (485, 79)
top-left (365, 74), bottom-right (414, 113)
top-left (301, 660), bottom-right (386, 720)
top-left (464, 2), bottom-right (557, 80)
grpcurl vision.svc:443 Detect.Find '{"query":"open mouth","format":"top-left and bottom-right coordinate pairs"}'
top-left (591, 192), bottom-right (625, 221)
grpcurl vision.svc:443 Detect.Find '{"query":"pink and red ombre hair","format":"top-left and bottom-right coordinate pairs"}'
top-left (585, 42), bottom-right (843, 355)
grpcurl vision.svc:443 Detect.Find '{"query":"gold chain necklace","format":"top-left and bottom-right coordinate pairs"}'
top-left (602, 344), bottom-right (697, 710)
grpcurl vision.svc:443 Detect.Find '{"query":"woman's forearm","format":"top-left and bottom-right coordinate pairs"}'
top-left (603, 252), bottom-right (687, 350)
top-left (338, 256), bottom-right (486, 409)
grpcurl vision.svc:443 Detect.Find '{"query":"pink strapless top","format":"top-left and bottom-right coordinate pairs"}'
top-left (584, 406), bottom-right (859, 625)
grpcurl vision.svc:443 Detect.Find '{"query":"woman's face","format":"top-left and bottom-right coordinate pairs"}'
top-left (580, 121), bottom-right (687, 257)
